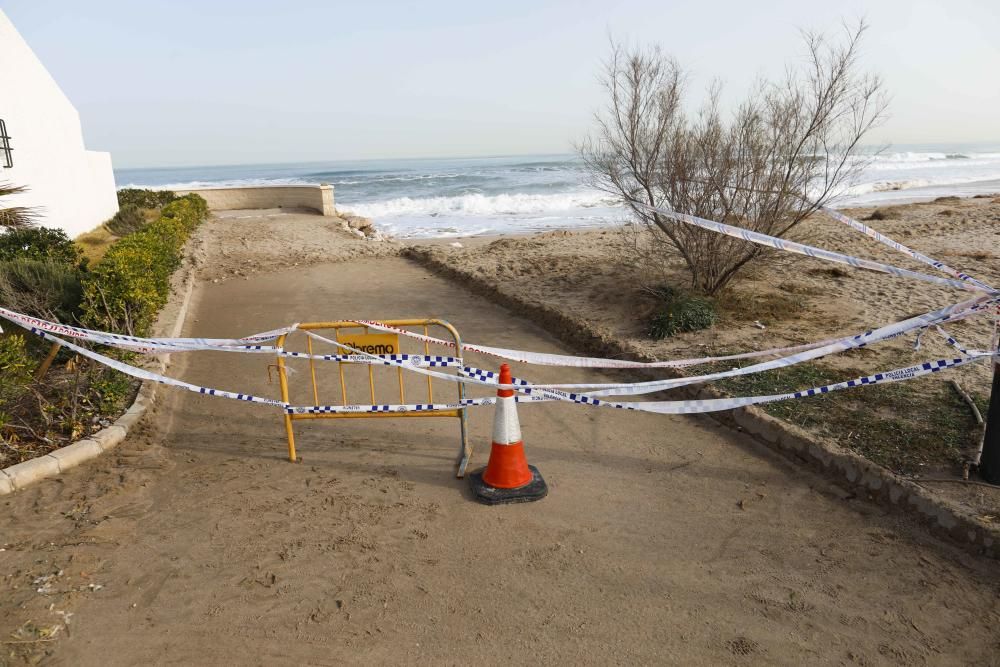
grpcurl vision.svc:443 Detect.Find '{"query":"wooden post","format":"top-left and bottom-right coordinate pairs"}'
top-left (34, 341), bottom-right (61, 381)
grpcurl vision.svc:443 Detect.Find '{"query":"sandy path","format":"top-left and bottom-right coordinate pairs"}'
top-left (2, 252), bottom-right (1000, 664)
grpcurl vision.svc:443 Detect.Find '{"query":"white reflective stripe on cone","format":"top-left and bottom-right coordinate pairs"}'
top-left (492, 395), bottom-right (522, 445)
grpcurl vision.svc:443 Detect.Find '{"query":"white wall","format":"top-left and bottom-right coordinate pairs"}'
top-left (0, 10), bottom-right (118, 238)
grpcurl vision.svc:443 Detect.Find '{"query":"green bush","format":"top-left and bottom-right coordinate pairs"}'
top-left (0, 333), bottom-right (34, 426)
top-left (0, 227), bottom-right (83, 266)
top-left (90, 366), bottom-right (135, 414)
top-left (0, 258), bottom-right (84, 322)
top-left (647, 286), bottom-right (717, 339)
top-left (82, 193), bottom-right (207, 335)
top-left (161, 194), bottom-right (208, 229)
top-left (116, 188), bottom-right (178, 210)
top-left (105, 204), bottom-right (149, 237)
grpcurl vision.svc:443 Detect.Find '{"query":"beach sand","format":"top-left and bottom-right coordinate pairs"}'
top-left (2, 201), bottom-right (1000, 664)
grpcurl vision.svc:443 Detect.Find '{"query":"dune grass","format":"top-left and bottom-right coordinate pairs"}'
top-left (74, 225), bottom-right (119, 264)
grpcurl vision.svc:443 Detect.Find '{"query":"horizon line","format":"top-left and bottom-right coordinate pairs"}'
top-left (112, 139), bottom-right (1000, 172)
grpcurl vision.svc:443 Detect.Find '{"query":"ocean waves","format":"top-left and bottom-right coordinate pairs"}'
top-left (344, 190), bottom-right (617, 219)
top-left (115, 145), bottom-right (1000, 238)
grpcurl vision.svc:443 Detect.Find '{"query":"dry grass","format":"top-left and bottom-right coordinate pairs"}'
top-left (74, 225), bottom-right (119, 264)
top-left (865, 208), bottom-right (901, 221)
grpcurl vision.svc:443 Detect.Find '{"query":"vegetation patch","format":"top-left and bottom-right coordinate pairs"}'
top-left (116, 187), bottom-right (177, 210)
top-left (646, 285), bottom-right (717, 339)
top-left (0, 227), bottom-right (84, 266)
top-left (105, 203), bottom-right (154, 236)
top-left (82, 194), bottom-right (206, 335)
top-left (711, 361), bottom-right (981, 474)
top-left (0, 190), bottom-right (207, 468)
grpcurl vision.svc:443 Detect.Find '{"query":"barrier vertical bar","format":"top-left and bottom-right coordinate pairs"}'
top-left (338, 357), bottom-right (348, 406)
top-left (424, 324), bottom-right (434, 403)
top-left (452, 325), bottom-right (471, 477)
top-left (306, 336), bottom-right (319, 406)
top-left (276, 333), bottom-right (297, 462)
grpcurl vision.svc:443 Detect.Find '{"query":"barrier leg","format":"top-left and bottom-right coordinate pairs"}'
top-left (284, 414), bottom-right (298, 463)
top-left (457, 406), bottom-right (471, 478)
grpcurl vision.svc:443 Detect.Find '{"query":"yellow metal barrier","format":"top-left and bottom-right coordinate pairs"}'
top-left (275, 319), bottom-right (472, 477)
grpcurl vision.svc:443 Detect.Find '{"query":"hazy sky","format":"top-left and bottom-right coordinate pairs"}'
top-left (4, 0), bottom-right (999, 167)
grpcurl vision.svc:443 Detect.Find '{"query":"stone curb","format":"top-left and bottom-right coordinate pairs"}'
top-left (404, 246), bottom-right (1000, 559)
top-left (0, 238), bottom-right (200, 495)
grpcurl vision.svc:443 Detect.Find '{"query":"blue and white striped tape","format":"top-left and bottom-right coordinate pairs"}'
top-left (821, 207), bottom-right (995, 292)
top-left (634, 203), bottom-right (995, 294)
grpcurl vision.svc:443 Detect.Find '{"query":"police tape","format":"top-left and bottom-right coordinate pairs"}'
top-left (0, 306), bottom-right (468, 369)
top-left (309, 301), bottom-right (997, 402)
top-left (23, 324), bottom-right (284, 407)
top-left (3, 287), bottom-right (995, 403)
top-left (348, 292), bottom-right (996, 382)
top-left (20, 319), bottom-right (990, 417)
top-left (633, 203), bottom-right (994, 294)
top-left (0, 306), bottom-right (293, 354)
top-left (821, 207), bottom-right (995, 292)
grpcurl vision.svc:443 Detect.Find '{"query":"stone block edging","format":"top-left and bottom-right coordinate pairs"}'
top-left (404, 246), bottom-right (1000, 559)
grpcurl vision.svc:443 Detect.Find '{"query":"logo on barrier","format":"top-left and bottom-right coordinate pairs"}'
top-left (336, 330), bottom-right (400, 356)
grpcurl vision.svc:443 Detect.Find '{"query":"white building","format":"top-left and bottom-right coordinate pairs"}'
top-left (0, 9), bottom-right (118, 238)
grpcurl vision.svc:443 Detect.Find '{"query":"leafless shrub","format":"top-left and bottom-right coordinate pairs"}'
top-left (581, 21), bottom-right (888, 294)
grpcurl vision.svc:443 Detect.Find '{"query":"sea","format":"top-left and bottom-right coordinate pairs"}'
top-left (115, 143), bottom-right (1000, 239)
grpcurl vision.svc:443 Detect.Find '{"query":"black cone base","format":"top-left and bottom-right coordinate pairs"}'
top-left (468, 465), bottom-right (548, 505)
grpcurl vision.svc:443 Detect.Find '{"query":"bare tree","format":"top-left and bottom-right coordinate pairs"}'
top-left (581, 21), bottom-right (888, 295)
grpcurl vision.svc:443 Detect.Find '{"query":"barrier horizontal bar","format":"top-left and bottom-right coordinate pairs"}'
top-left (289, 410), bottom-right (464, 420)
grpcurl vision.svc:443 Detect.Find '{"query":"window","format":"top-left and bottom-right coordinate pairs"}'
top-left (0, 120), bottom-right (12, 168)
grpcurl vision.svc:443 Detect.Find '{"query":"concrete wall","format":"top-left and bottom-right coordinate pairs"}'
top-left (174, 184), bottom-right (336, 216)
top-left (0, 10), bottom-right (119, 238)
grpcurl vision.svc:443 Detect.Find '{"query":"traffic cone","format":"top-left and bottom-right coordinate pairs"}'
top-left (469, 363), bottom-right (548, 505)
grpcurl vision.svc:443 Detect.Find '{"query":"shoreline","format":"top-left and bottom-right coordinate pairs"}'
top-left (384, 186), bottom-right (1000, 244)
top-left (398, 188), bottom-right (1000, 247)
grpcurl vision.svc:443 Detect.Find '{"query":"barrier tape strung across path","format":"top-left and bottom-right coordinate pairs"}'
top-left (0, 306), bottom-right (845, 372)
top-left (314, 297), bottom-right (985, 396)
top-left (821, 207), bottom-right (995, 292)
top-left (0, 306), bottom-right (293, 354)
top-left (5, 306), bottom-right (993, 418)
top-left (3, 289), bottom-right (996, 403)
top-left (23, 325), bottom-right (285, 407)
top-left (349, 293), bottom-right (995, 384)
top-left (634, 203), bottom-right (994, 293)
top-left (1, 200), bottom-right (996, 414)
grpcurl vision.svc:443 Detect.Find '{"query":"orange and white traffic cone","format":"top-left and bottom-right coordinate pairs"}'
top-left (469, 363), bottom-right (548, 505)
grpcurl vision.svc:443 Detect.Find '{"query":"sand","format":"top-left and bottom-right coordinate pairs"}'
top-left (407, 197), bottom-right (1000, 500)
top-left (2, 206), bottom-right (1000, 665)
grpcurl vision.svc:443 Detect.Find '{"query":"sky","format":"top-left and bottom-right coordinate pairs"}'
top-left (4, 0), bottom-right (999, 168)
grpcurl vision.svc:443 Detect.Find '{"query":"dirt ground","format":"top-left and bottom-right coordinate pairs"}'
top-left (2, 211), bottom-right (1000, 665)
top-left (409, 197), bottom-right (1000, 510)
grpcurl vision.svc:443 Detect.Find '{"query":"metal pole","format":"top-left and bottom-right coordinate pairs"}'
top-left (981, 353), bottom-right (1000, 484)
